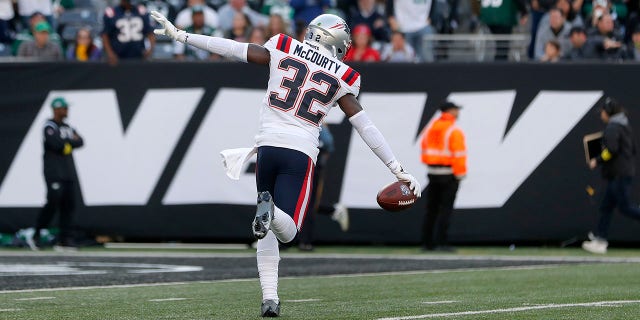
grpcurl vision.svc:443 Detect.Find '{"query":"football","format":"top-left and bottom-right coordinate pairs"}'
top-left (376, 181), bottom-right (417, 212)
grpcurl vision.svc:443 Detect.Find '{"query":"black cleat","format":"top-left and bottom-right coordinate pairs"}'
top-left (261, 299), bottom-right (280, 317)
top-left (253, 191), bottom-right (275, 239)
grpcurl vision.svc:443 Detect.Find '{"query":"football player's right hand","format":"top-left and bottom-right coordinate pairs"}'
top-left (150, 11), bottom-right (185, 42)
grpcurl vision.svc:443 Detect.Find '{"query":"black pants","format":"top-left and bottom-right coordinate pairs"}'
top-left (596, 176), bottom-right (640, 239)
top-left (35, 180), bottom-right (75, 244)
top-left (488, 25), bottom-right (513, 61)
top-left (423, 174), bottom-right (459, 249)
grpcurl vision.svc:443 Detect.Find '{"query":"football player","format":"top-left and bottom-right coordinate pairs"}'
top-left (151, 11), bottom-right (421, 317)
top-left (102, 0), bottom-right (155, 64)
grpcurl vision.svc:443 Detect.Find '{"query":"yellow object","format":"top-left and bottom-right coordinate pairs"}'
top-left (63, 143), bottom-right (72, 155)
top-left (76, 44), bottom-right (89, 61)
top-left (586, 185), bottom-right (595, 196)
top-left (601, 148), bottom-right (612, 161)
top-left (421, 112), bottom-right (467, 176)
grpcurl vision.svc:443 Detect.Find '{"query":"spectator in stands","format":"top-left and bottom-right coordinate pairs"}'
top-left (586, 12), bottom-right (625, 60)
top-left (54, 0), bottom-right (76, 16)
top-left (540, 39), bottom-right (562, 61)
top-left (343, 23), bottom-right (381, 62)
top-left (248, 25), bottom-right (267, 44)
top-left (624, 25), bottom-right (640, 61)
top-left (290, 0), bottom-right (330, 25)
top-left (101, 0), bottom-right (155, 65)
top-left (217, 0), bottom-right (268, 33)
top-left (259, 0), bottom-right (294, 27)
top-left (294, 18), bottom-right (307, 41)
top-left (563, 25), bottom-right (594, 59)
top-left (554, 0), bottom-right (584, 26)
top-left (17, 21), bottom-right (63, 60)
top-left (585, 0), bottom-right (626, 27)
top-left (347, 0), bottom-right (389, 42)
top-left (0, 0), bottom-right (14, 44)
top-left (65, 27), bottom-right (102, 61)
top-left (174, 5), bottom-right (223, 60)
top-left (266, 13), bottom-right (290, 38)
top-left (387, 0), bottom-right (436, 62)
top-left (225, 11), bottom-right (252, 42)
top-left (535, 8), bottom-right (571, 60)
top-left (12, 11), bottom-right (63, 55)
top-left (479, 0), bottom-right (528, 61)
top-left (17, 0), bottom-right (54, 30)
top-left (174, 0), bottom-right (219, 28)
top-left (380, 30), bottom-right (416, 62)
top-left (528, 0), bottom-right (556, 59)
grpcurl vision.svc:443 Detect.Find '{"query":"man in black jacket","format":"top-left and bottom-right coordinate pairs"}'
top-left (583, 97), bottom-right (640, 254)
top-left (32, 97), bottom-right (84, 250)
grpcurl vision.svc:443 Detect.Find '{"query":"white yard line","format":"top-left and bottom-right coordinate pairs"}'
top-left (15, 297), bottom-right (55, 301)
top-left (148, 298), bottom-right (188, 302)
top-left (104, 243), bottom-right (247, 250)
top-left (421, 301), bottom-right (458, 305)
top-left (0, 308), bottom-right (22, 312)
top-left (376, 300), bottom-right (640, 320)
top-left (0, 264), bottom-right (561, 294)
top-left (283, 299), bottom-right (321, 303)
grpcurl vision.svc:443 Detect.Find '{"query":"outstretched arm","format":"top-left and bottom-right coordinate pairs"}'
top-left (151, 11), bottom-right (270, 65)
top-left (338, 94), bottom-right (421, 197)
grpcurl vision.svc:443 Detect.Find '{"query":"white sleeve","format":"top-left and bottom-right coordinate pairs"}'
top-left (183, 33), bottom-right (248, 62)
top-left (348, 110), bottom-right (396, 167)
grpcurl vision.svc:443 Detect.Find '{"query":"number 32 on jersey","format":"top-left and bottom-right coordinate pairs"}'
top-left (268, 57), bottom-right (340, 126)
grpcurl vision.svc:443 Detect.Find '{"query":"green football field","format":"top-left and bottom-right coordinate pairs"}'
top-left (1, 246), bottom-right (640, 319)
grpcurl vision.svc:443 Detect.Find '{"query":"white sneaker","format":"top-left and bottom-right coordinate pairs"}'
top-left (331, 203), bottom-right (349, 232)
top-left (582, 239), bottom-right (608, 254)
top-left (18, 228), bottom-right (39, 251)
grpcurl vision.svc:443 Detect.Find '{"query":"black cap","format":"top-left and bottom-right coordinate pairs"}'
top-left (569, 26), bottom-right (585, 35)
top-left (633, 24), bottom-right (640, 34)
top-left (600, 97), bottom-right (623, 115)
top-left (439, 101), bottom-right (462, 112)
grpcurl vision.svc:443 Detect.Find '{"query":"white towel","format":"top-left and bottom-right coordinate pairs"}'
top-left (220, 147), bottom-right (257, 180)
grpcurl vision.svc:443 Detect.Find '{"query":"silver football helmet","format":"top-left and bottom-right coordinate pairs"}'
top-left (305, 14), bottom-right (352, 60)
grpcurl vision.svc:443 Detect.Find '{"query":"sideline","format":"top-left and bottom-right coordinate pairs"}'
top-left (0, 264), bottom-right (562, 294)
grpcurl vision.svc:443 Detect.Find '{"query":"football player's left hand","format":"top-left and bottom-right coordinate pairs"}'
top-left (150, 11), bottom-right (185, 42)
top-left (388, 160), bottom-right (421, 197)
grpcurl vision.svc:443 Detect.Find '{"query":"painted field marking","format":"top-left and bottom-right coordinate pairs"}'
top-left (284, 299), bottom-right (321, 303)
top-left (0, 308), bottom-right (22, 312)
top-left (376, 300), bottom-right (640, 320)
top-left (15, 297), bottom-right (56, 301)
top-left (421, 301), bottom-right (458, 305)
top-left (148, 298), bottom-right (188, 302)
top-left (2, 251), bottom-right (640, 264)
top-left (0, 265), bottom-right (560, 294)
top-left (0, 262), bottom-right (202, 277)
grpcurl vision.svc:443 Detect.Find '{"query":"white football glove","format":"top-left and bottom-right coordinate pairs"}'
top-left (151, 10), bottom-right (186, 42)
top-left (387, 160), bottom-right (422, 197)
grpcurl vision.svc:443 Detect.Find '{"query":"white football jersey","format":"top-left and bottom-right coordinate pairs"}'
top-left (255, 33), bottom-right (361, 163)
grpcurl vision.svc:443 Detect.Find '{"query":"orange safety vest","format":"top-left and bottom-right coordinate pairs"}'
top-left (421, 112), bottom-right (467, 176)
